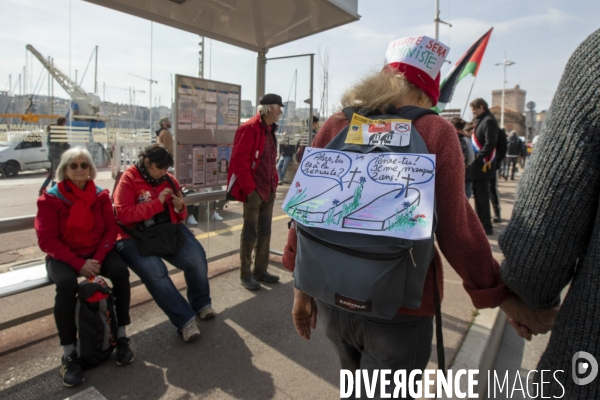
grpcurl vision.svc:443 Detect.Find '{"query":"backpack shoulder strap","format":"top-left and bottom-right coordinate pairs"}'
top-left (393, 105), bottom-right (438, 121)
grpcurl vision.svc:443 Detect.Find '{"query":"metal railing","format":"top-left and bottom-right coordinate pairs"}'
top-left (0, 191), bottom-right (227, 234)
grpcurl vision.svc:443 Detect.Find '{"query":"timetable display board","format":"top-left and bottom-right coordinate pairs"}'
top-left (173, 74), bottom-right (241, 188)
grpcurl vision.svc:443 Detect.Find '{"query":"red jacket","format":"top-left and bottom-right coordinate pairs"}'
top-left (282, 113), bottom-right (509, 316)
top-left (227, 112), bottom-right (279, 202)
top-left (113, 166), bottom-right (187, 241)
top-left (35, 184), bottom-right (117, 271)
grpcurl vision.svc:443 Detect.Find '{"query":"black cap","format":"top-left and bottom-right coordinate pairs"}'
top-left (259, 93), bottom-right (285, 107)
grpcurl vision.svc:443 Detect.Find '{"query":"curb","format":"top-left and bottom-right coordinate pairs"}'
top-left (440, 307), bottom-right (507, 399)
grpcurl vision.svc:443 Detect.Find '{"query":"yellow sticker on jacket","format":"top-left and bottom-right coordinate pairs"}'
top-left (345, 114), bottom-right (412, 147)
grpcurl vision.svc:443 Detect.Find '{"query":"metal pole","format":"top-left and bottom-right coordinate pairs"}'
top-left (500, 61), bottom-right (506, 128)
top-left (256, 50), bottom-right (267, 109)
top-left (462, 77), bottom-right (477, 118)
top-left (51, 58), bottom-right (54, 115)
top-left (434, 0), bottom-right (439, 40)
top-left (94, 45), bottom-right (98, 94)
top-left (149, 22), bottom-right (153, 129)
top-left (309, 54), bottom-right (314, 145)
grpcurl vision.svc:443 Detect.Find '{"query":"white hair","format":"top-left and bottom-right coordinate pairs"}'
top-left (257, 104), bottom-right (278, 117)
top-left (56, 146), bottom-right (97, 182)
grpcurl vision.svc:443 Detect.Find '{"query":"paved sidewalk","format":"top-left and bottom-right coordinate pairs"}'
top-left (0, 175), bottom-right (546, 400)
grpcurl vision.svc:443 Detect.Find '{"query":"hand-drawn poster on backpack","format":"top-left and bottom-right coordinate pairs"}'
top-left (282, 148), bottom-right (436, 240)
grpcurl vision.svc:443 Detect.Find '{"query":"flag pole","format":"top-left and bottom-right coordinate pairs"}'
top-left (462, 76), bottom-right (478, 118)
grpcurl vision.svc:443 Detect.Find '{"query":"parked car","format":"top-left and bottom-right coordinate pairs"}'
top-left (0, 133), bottom-right (51, 177)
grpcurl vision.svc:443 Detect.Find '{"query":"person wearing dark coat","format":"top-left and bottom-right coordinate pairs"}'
top-left (490, 127), bottom-right (507, 222)
top-left (468, 98), bottom-right (498, 235)
top-left (500, 29), bottom-right (600, 398)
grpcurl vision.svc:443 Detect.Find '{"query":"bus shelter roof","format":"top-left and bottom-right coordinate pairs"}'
top-left (82, 0), bottom-right (360, 52)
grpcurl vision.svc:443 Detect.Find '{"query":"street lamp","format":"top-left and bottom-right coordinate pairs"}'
top-left (495, 55), bottom-right (515, 128)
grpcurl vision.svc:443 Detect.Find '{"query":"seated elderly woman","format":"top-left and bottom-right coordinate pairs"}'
top-left (35, 147), bottom-right (133, 388)
top-left (114, 144), bottom-right (214, 343)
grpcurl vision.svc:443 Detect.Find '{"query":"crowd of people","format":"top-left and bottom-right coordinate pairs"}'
top-left (32, 29), bottom-right (598, 398)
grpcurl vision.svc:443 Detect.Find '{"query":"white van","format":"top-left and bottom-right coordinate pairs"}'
top-left (0, 133), bottom-right (51, 177)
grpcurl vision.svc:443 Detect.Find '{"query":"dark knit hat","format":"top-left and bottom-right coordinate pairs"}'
top-left (259, 94), bottom-right (285, 107)
top-left (383, 36), bottom-right (450, 106)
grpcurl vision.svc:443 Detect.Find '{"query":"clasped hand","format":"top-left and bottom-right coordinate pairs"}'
top-left (501, 293), bottom-right (560, 341)
top-left (80, 259), bottom-right (101, 278)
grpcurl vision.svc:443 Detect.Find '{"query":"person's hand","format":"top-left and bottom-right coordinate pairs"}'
top-left (500, 293), bottom-right (560, 340)
top-left (158, 188), bottom-right (173, 203)
top-left (172, 191), bottom-right (185, 213)
top-left (80, 259), bottom-right (101, 278)
top-left (292, 288), bottom-right (317, 340)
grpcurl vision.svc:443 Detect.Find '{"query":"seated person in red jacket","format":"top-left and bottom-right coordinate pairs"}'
top-left (113, 144), bottom-right (214, 344)
top-left (35, 147), bottom-right (133, 388)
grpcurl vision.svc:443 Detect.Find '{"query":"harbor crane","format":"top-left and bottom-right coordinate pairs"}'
top-left (128, 73), bottom-right (157, 128)
top-left (26, 44), bottom-right (103, 121)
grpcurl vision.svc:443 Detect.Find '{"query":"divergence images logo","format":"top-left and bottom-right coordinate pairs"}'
top-left (572, 351), bottom-right (598, 386)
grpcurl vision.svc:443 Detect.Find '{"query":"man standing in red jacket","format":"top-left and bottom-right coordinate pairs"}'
top-left (227, 94), bottom-right (283, 290)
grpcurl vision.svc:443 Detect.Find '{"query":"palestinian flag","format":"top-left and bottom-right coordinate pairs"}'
top-left (434, 28), bottom-right (493, 113)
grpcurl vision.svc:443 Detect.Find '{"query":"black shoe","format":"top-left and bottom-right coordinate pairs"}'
top-left (493, 216), bottom-right (502, 223)
top-left (485, 228), bottom-right (494, 236)
top-left (240, 275), bottom-right (261, 291)
top-left (61, 350), bottom-right (84, 388)
top-left (115, 337), bottom-right (135, 366)
top-left (253, 271), bottom-right (280, 284)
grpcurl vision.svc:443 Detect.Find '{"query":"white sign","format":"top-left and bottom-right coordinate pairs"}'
top-left (385, 36), bottom-right (449, 80)
top-left (282, 148), bottom-right (436, 240)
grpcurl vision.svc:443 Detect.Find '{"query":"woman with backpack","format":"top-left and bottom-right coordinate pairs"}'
top-left (281, 35), bottom-right (555, 396)
top-left (35, 147), bottom-right (133, 388)
top-left (113, 144), bottom-right (214, 344)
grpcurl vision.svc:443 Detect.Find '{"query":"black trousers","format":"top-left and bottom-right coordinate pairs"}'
top-left (318, 301), bottom-right (433, 400)
top-left (46, 250), bottom-right (131, 346)
top-left (489, 170), bottom-right (501, 218)
top-left (473, 179), bottom-right (493, 232)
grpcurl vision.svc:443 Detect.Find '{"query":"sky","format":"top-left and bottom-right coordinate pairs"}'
top-left (1, 0), bottom-right (599, 120)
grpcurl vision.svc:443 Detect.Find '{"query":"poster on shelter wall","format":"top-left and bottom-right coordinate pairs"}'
top-left (217, 145), bottom-right (233, 184)
top-left (205, 145), bottom-right (218, 187)
top-left (192, 86), bottom-right (206, 129)
top-left (192, 145), bottom-right (206, 186)
top-left (282, 148), bottom-right (436, 240)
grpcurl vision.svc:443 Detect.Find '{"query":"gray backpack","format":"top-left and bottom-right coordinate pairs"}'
top-left (294, 106), bottom-right (438, 320)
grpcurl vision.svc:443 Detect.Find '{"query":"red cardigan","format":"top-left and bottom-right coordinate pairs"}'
top-left (35, 184), bottom-right (117, 271)
top-left (113, 166), bottom-right (187, 241)
top-left (282, 112), bottom-right (509, 316)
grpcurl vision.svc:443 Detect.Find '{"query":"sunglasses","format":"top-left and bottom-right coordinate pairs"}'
top-left (68, 162), bottom-right (90, 170)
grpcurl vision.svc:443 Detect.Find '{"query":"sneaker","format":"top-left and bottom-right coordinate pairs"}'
top-left (211, 211), bottom-right (224, 221)
top-left (253, 271), bottom-right (280, 284)
top-left (115, 337), bottom-right (135, 366)
top-left (240, 275), bottom-right (261, 291)
top-left (181, 319), bottom-right (201, 342)
top-left (186, 215), bottom-right (198, 225)
top-left (61, 350), bottom-right (84, 388)
top-left (198, 306), bottom-right (216, 320)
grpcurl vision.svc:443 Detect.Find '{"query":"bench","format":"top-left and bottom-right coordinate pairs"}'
top-left (0, 190), bottom-right (228, 298)
top-left (0, 261), bottom-right (50, 298)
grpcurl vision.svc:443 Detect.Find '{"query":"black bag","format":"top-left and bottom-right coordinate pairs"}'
top-left (125, 222), bottom-right (185, 257)
top-left (119, 176), bottom-right (186, 257)
top-left (76, 277), bottom-right (118, 370)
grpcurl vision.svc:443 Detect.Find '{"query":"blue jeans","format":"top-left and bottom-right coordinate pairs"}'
top-left (277, 156), bottom-right (293, 181)
top-left (115, 224), bottom-right (211, 331)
